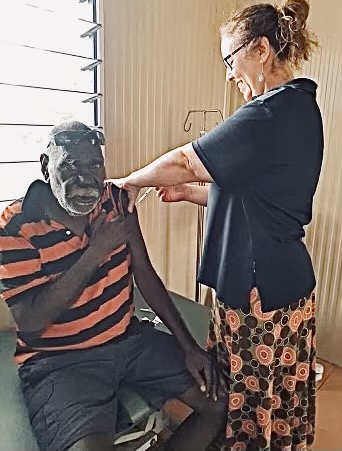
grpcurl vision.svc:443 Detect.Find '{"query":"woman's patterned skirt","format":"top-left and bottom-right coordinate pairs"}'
top-left (207, 288), bottom-right (316, 451)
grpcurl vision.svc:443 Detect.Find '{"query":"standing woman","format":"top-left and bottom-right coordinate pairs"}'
top-left (112, 0), bottom-right (323, 449)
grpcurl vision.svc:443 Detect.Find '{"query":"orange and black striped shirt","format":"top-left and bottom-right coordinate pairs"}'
top-left (0, 180), bottom-right (134, 364)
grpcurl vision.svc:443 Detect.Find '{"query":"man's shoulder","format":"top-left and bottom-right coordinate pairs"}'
top-left (105, 183), bottom-right (129, 216)
top-left (0, 199), bottom-right (25, 236)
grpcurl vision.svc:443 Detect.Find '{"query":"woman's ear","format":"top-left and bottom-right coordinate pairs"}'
top-left (40, 153), bottom-right (50, 182)
top-left (258, 36), bottom-right (271, 63)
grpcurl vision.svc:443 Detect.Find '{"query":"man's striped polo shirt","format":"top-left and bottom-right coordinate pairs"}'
top-left (0, 180), bottom-right (134, 364)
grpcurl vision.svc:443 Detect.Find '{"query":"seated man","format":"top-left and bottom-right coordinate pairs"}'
top-left (0, 121), bottom-right (226, 451)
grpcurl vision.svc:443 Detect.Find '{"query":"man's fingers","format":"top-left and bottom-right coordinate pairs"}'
top-left (189, 369), bottom-right (206, 394)
top-left (203, 364), bottom-right (212, 399)
top-left (115, 232), bottom-right (133, 246)
top-left (211, 366), bottom-right (219, 402)
top-left (91, 210), bottom-right (106, 233)
top-left (109, 214), bottom-right (124, 223)
top-left (219, 371), bottom-right (230, 394)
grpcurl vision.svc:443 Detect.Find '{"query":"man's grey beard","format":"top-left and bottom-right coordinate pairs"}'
top-left (50, 180), bottom-right (100, 217)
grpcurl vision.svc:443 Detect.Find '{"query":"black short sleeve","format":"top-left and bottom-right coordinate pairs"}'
top-left (192, 100), bottom-right (275, 187)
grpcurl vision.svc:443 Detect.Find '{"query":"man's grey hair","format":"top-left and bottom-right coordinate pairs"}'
top-left (49, 120), bottom-right (91, 138)
top-left (47, 121), bottom-right (92, 155)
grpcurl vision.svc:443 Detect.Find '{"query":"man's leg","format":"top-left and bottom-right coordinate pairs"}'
top-left (68, 433), bottom-right (158, 451)
top-left (164, 385), bottom-right (227, 451)
top-left (19, 345), bottom-right (126, 451)
top-left (124, 324), bottom-right (227, 451)
top-left (67, 433), bottom-right (114, 451)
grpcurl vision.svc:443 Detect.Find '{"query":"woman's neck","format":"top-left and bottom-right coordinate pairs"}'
top-left (264, 65), bottom-right (294, 93)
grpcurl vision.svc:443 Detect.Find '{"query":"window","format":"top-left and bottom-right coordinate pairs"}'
top-left (0, 0), bottom-right (102, 211)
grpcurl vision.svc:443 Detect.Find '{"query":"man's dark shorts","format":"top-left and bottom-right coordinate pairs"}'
top-left (18, 319), bottom-right (194, 451)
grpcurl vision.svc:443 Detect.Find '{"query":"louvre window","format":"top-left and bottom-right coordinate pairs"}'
top-left (0, 0), bottom-right (102, 210)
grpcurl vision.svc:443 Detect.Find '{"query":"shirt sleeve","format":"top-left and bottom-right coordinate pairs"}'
top-left (0, 207), bottom-right (50, 308)
top-left (109, 183), bottom-right (130, 216)
top-left (192, 100), bottom-right (276, 187)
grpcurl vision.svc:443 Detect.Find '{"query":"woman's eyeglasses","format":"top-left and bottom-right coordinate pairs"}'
top-left (223, 43), bottom-right (247, 72)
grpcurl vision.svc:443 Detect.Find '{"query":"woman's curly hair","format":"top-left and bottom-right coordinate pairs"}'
top-left (220, 0), bottom-right (318, 70)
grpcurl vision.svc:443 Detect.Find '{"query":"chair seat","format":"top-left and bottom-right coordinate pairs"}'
top-left (0, 331), bottom-right (39, 451)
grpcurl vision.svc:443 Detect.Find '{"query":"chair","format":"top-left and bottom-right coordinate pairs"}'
top-left (0, 289), bottom-right (210, 451)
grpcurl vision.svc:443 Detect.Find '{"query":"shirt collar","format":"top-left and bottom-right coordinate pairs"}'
top-left (282, 77), bottom-right (317, 96)
top-left (252, 77), bottom-right (317, 101)
top-left (22, 180), bottom-right (51, 221)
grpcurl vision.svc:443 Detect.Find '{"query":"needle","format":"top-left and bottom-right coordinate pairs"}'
top-left (136, 187), bottom-right (153, 205)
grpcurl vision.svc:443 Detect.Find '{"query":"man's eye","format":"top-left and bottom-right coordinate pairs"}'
top-left (66, 161), bottom-right (77, 170)
top-left (92, 163), bottom-right (101, 169)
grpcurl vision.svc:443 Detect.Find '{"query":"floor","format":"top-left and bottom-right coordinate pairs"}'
top-left (312, 359), bottom-right (342, 450)
top-left (159, 358), bottom-right (342, 451)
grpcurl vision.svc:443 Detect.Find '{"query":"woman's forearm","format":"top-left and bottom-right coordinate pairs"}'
top-left (184, 185), bottom-right (209, 207)
top-left (128, 143), bottom-right (212, 187)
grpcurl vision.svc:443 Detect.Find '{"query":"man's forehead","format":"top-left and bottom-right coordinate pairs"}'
top-left (53, 142), bottom-right (104, 160)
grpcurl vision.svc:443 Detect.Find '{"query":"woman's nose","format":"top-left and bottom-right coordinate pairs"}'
top-left (226, 68), bottom-right (234, 82)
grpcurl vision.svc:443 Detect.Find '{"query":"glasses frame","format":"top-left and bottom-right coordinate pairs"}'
top-left (223, 42), bottom-right (248, 72)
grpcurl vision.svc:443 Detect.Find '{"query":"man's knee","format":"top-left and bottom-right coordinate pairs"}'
top-left (205, 393), bottom-right (227, 419)
top-left (178, 386), bottom-right (227, 419)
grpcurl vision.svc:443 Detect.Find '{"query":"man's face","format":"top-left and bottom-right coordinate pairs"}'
top-left (45, 140), bottom-right (106, 217)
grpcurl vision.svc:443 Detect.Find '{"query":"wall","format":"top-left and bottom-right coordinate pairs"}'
top-left (102, 0), bottom-right (239, 298)
top-left (300, 0), bottom-right (342, 366)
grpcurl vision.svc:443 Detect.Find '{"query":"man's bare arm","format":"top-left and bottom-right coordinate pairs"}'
top-left (127, 208), bottom-right (224, 399)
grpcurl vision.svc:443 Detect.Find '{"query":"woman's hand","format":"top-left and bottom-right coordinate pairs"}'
top-left (156, 184), bottom-right (209, 207)
top-left (155, 184), bottom-right (191, 203)
top-left (106, 177), bottom-right (141, 213)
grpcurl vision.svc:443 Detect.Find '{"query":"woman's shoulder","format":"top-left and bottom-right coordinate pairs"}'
top-left (232, 97), bottom-right (273, 122)
top-left (255, 77), bottom-right (317, 108)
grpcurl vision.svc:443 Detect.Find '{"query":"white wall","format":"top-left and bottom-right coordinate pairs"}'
top-left (102, 0), bottom-right (240, 298)
top-left (301, 0), bottom-right (342, 366)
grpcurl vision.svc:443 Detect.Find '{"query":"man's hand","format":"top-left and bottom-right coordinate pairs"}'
top-left (89, 210), bottom-right (132, 263)
top-left (184, 344), bottom-right (229, 401)
top-left (106, 177), bottom-right (141, 213)
top-left (9, 210), bottom-right (132, 333)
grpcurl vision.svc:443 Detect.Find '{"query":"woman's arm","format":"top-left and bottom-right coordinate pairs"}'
top-left (109, 143), bottom-right (213, 211)
top-left (129, 143), bottom-right (213, 186)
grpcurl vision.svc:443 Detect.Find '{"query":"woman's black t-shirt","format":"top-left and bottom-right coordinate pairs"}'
top-left (192, 78), bottom-right (323, 312)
